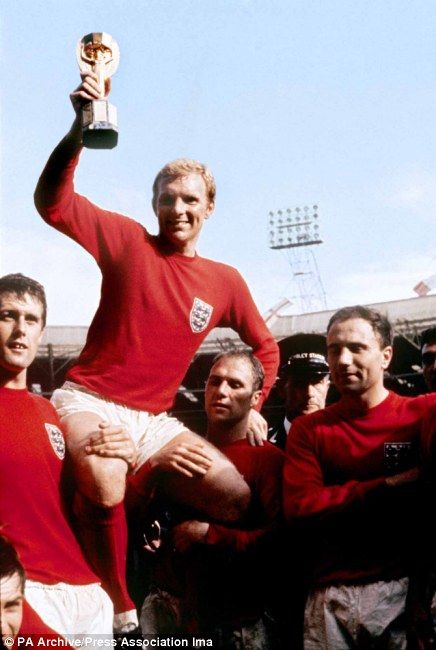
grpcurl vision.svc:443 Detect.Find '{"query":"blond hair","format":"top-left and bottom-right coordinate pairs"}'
top-left (152, 159), bottom-right (216, 213)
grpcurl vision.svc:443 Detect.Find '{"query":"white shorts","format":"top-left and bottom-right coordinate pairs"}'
top-left (304, 578), bottom-right (408, 650)
top-left (25, 580), bottom-right (113, 637)
top-left (51, 381), bottom-right (188, 469)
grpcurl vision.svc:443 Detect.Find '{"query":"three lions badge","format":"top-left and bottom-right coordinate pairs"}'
top-left (190, 297), bottom-right (213, 333)
top-left (45, 423), bottom-right (66, 460)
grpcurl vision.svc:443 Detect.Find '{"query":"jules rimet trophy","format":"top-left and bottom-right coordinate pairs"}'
top-left (76, 32), bottom-right (120, 149)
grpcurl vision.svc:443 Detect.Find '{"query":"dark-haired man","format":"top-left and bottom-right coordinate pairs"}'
top-left (421, 327), bottom-right (436, 393)
top-left (269, 352), bottom-right (330, 449)
top-left (0, 534), bottom-right (65, 640)
top-left (0, 273), bottom-right (120, 636)
top-left (283, 305), bottom-right (436, 649)
top-left (1, 534), bottom-right (25, 641)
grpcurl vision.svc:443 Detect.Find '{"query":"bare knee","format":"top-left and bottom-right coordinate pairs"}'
top-left (62, 412), bottom-right (128, 507)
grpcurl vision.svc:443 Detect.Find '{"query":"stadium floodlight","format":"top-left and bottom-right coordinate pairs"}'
top-left (268, 204), bottom-right (322, 250)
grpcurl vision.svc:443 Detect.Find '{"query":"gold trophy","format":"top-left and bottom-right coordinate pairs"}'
top-left (76, 32), bottom-right (120, 149)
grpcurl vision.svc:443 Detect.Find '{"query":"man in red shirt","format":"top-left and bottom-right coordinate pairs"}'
top-left (283, 305), bottom-right (436, 649)
top-left (0, 273), bottom-right (116, 636)
top-left (139, 351), bottom-right (284, 646)
top-left (34, 71), bottom-right (279, 630)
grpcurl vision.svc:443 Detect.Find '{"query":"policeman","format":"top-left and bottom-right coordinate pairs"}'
top-left (268, 352), bottom-right (330, 449)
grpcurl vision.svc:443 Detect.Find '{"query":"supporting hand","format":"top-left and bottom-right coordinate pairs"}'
top-left (85, 421), bottom-right (137, 472)
top-left (149, 441), bottom-right (213, 478)
top-left (246, 408), bottom-right (267, 446)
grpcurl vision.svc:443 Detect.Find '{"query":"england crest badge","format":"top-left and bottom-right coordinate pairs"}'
top-left (45, 423), bottom-right (66, 460)
top-left (190, 297), bottom-right (213, 333)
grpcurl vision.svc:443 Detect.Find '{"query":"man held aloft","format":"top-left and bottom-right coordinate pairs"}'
top-left (34, 71), bottom-right (279, 629)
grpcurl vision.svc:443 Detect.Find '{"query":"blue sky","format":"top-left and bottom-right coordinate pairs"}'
top-left (1, 0), bottom-right (435, 325)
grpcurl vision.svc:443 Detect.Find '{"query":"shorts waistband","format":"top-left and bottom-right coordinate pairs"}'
top-left (60, 381), bottom-right (168, 416)
top-left (26, 579), bottom-right (101, 591)
top-left (62, 380), bottom-right (107, 400)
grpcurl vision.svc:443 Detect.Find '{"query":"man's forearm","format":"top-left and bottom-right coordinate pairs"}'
top-left (254, 335), bottom-right (280, 408)
top-left (34, 118), bottom-right (83, 213)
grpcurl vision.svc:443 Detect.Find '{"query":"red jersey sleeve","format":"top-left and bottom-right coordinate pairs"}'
top-left (223, 268), bottom-right (279, 407)
top-left (283, 417), bottom-right (386, 523)
top-left (34, 138), bottom-right (141, 266)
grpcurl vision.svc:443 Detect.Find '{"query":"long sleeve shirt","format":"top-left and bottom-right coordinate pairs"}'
top-left (283, 391), bottom-right (436, 585)
top-left (35, 144), bottom-right (279, 412)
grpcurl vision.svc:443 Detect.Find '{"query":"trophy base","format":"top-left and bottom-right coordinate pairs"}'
top-left (81, 100), bottom-right (118, 149)
top-left (83, 123), bottom-right (118, 149)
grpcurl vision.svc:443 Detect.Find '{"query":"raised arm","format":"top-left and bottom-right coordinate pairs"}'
top-left (34, 72), bottom-right (138, 268)
top-left (34, 72), bottom-right (103, 214)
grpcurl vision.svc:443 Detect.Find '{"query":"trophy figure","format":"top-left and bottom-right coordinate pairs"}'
top-left (76, 32), bottom-right (120, 149)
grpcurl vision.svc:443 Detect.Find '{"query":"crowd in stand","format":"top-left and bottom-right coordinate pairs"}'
top-left (1, 68), bottom-right (436, 650)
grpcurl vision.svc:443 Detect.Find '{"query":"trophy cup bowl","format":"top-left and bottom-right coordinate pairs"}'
top-left (76, 32), bottom-right (120, 149)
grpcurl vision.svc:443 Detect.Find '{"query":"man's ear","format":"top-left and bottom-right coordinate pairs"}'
top-left (37, 326), bottom-right (45, 345)
top-left (204, 202), bottom-right (215, 219)
top-left (250, 390), bottom-right (262, 408)
top-left (276, 377), bottom-right (287, 399)
top-left (381, 345), bottom-right (393, 369)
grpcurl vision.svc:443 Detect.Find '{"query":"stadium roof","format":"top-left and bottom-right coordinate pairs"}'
top-left (196, 293), bottom-right (436, 352)
top-left (40, 293), bottom-right (436, 357)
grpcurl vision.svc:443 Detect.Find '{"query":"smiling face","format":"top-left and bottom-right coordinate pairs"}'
top-left (155, 174), bottom-right (214, 256)
top-left (327, 317), bottom-right (392, 400)
top-left (205, 357), bottom-right (261, 427)
top-left (0, 572), bottom-right (24, 639)
top-left (0, 292), bottom-right (45, 388)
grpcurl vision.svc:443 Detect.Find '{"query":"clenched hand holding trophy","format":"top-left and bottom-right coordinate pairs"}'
top-left (76, 32), bottom-right (120, 149)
